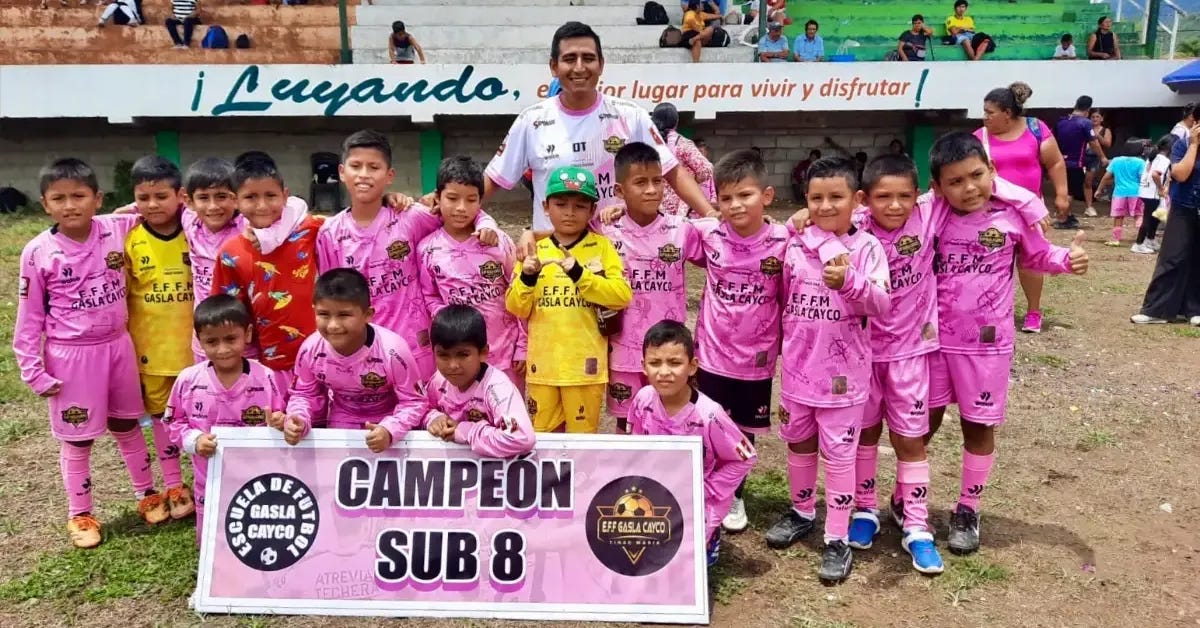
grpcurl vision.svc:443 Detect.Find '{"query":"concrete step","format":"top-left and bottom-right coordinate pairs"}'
top-left (352, 23), bottom-right (712, 49)
top-left (355, 5), bottom-right (653, 26)
top-left (0, 24), bottom-right (342, 50)
top-left (0, 47), bottom-right (338, 64)
top-left (0, 5), bottom-right (348, 27)
top-left (352, 45), bottom-right (750, 64)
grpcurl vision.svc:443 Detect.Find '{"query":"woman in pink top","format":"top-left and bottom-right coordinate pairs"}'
top-left (652, 103), bottom-right (715, 216)
top-left (975, 82), bottom-right (1069, 334)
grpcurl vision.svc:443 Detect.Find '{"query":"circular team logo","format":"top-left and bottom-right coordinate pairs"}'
top-left (586, 476), bottom-right (684, 577)
top-left (225, 473), bottom-right (319, 572)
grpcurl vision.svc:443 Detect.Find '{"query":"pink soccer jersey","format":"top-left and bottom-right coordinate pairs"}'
top-left (628, 386), bottom-right (756, 541)
top-left (417, 227), bottom-right (526, 367)
top-left (781, 226), bottom-right (890, 407)
top-left (287, 324), bottom-right (428, 443)
top-left (162, 358), bottom-right (286, 450)
top-left (693, 219), bottom-right (790, 380)
top-left (14, 215), bottom-right (140, 395)
top-left (598, 212), bottom-right (704, 373)
top-left (423, 364), bottom-right (536, 458)
top-left (932, 195), bottom-right (1073, 356)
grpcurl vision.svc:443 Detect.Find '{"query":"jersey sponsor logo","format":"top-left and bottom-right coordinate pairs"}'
top-left (978, 227), bottom-right (1006, 251)
top-left (241, 405), bottom-right (267, 425)
top-left (894, 235), bottom-right (922, 256)
top-left (533, 119), bottom-right (556, 129)
top-left (61, 405), bottom-right (89, 426)
top-left (603, 136), bottom-right (626, 155)
top-left (18, 276), bottom-right (29, 298)
top-left (657, 243), bottom-right (682, 264)
top-left (465, 408), bottom-right (487, 423)
top-left (479, 260), bottom-right (503, 281)
top-left (598, 112), bottom-right (619, 120)
top-left (759, 255), bottom-right (783, 276)
top-left (386, 240), bottom-right (412, 261)
top-left (361, 372), bottom-right (387, 390)
top-left (105, 251), bottom-right (125, 270)
top-left (572, 141), bottom-right (587, 153)
top-left (543, 144), bottom-right (560, 159)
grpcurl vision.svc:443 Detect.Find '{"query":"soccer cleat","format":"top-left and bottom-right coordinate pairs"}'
top-left (67, 514), bottom-right (102, 549)
top-left (817, 540), bottom-right (854, 583)
top-left (902, 529), bottom-right (945, 574)
top-left (889, 493), bottom-right (906, 529)
top-left (706, 532), bottom-right (721, 567)
top-left (1084, 206), bottom-right (1098, 217)
top-left (847, 509), bottom-right (880, 550)
top-left (166, 485), bottom-right (196, 520)
top-left (138, 492), bottom-right (170, 525)
top-left (1130, 243), bottom-right (1154, 254)
top-left (948, 504), bottom-right (981, 555)
top-left (722, 497), bottom-right (748, 533)
top-left (1020, 310), bottom-right (1043, 334)
top-left (764, 509), bottom-right (815, 549)
top-left (1130, 314), bottom-right (1168, 325)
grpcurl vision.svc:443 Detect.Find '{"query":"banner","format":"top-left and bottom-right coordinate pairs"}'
top-left (194, 428), bottom-right (709, 624)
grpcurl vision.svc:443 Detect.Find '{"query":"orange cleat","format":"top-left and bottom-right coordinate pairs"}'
top-left (138, 492), bottom-right (170, 525)
top-left (67, 514), bottom-right (102, 549)
top-left (166, 485), bottom-right (196, 520)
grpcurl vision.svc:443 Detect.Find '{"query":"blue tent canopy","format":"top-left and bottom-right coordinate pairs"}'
top-left (1163, 60), bottom-right (1200, 93)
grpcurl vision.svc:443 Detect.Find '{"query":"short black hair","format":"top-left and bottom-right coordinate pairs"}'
top-left (1074, 95), bottom-right (1094, 111)
top-left (809, 149), bottom-right (822, 159)
top-left (1061, 33), bottom-right (1073, 43)
top-left (39, 157), bottom-right (99, 195)
top-left (231, 158), bottom-right (285, 193)
top-left (861, 154), bottom-right (919, 192)
top-left (614, 141), bottom-right (662, 182)
top-left (342, 129), bottom-right (393, 167)
top-left (193, 294), bottom-right (252, 333)
top-left (694, 137), bottom-right (708, 148)
top-left (714, 148), bottom-right (767, 190)
top-left (131, 155), bottom-right (183, 190)
top-left (184, 157), bottom-right (236, 196)
top-left (954, 0), bottom-right (968, 7)
top-left (1182, 102), bottom-right (1196, 121)
top-left (651, 102), bottom-right (679, 138)
top-left (805, 19), bottom-right (819, 29)
top-left (392, 20), bottom-right (405, 33)
top-left (1097, 15), bottom-right (1110, 26)
top-left (313, 268), bottom-right (372, 310)
top-left (912, 13), bottom-right (924, 21)
top-left (551, 21), bottom-right (603, 61)
top-left (806, 157), bottom-right (860, 193)
top-left (436, 155), bottom-right (485, 195)
top-left (234, 150), bottom-right (277, 169)
top-left (430, 304), bottom-right (488, 350)
top-left (929, 131), bottom-right (990, 182)
top-left (1120, 138), bottom-right (1148, 158)
top-left (643, 320), bottom-right (695, 359)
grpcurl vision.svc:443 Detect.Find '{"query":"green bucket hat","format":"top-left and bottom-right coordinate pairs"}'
top-left (545, 166), bottom-right (599, 201)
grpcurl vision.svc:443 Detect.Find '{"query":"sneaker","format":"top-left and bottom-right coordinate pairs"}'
top-left (817, 540), bottom-right (853, 583)
top-left (764, 509), bottom-right (815, 549)
top-left (847, 509), bottom-right (880, 550)
top-left (706, 531), bottom-right (721, 567)
top-left (1191, 316), bottom-right (1200, 327)
top-left (67, 514), bottom-right (102, 549)
top-left (1130, 314), bottom-right (1168, 324)
top-left (1104, 240), bottom-right (1122, 247)
top-left (1147, 238), bottom-right (1161, 252)
top-left (888, 494), bottom-right (906, 529)
top-left (1020, 310), bottom-right (1043, 334)
top-left (722, 497), bottom-right (748, 533)
top-left (948, 504), bottom-right (980, 555)
top-left (902, 529), bottom-right (944, 574)
top-left (1052, 216), bottom-right (1080, 230)
top-left (1130, 243), bottom-right (1154, 254)
top-left (166, 485), bottom-right (196, 520)
top-left (138, 492), bottom-right (170, 525)
top-left (1084, 206), bottom-right (1098, 217)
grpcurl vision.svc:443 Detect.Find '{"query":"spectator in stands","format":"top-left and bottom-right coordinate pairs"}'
top-left (389, 21), bottom-right (427, 64)
top-left (791, 149), bottom-right (820, 201)
top-left (97, 0), bottom-right (142, 27)
top-left (1053, 33), bottom-right (1077, 59)
top-left (681, 1), bottom-right (721, 63)
top-left (166, 0), bottom-right (201, 48)
top-left (898, 14), bottom-right (933, 61)
top-left (889, 139), bottom-right (907, 156)
top-left (945, 0), bottom-right (990, 61)
top-left (758, 22), bottom-right (790, 62)
top-left (737, 0), bottom-right (789, 26)
top-left (793, 20), bottom-right (824, 62)
top-left (1087, 16), bottom-right (1121, 60)
top-left (651, 103), bottom-right (716, 216)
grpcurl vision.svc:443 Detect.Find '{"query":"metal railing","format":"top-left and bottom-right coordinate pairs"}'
top-left (1116, 0), bottom-right (1188, 59)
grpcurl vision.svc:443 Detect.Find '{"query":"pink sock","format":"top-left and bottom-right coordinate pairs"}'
top-left (111, 427), bottom-right (155, 497)
top-left (854, 446), bottom-right (879, 510)
top-left (958, 449), bottom-right (995, 513)
top-left (896, 459), bottom-right (931, 532)
top-left (60, 441), bottom-right (94, 517)
top-left (1112, 226), bottom-right (1123, 242)
top-left (823, 454), bottom-right (856, 543)
top-left (151, 419), bottom-right (183, 488)
top-left (787, 451), bottom-right (818, 517)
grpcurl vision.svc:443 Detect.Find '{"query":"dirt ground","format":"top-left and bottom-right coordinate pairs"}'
top-left (0, 201), bottom-right (1197, 628)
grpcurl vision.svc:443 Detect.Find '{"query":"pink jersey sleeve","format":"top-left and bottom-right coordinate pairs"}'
top-left (453, 370), bottom-right (536, 458)
top-left (378, 333), bottom-right (430, 444)
top-left (839, 236), bottom-right (891, 316)
top-left (417, 235), bottom-right (449, 319)
top-left (422, 373), bottom-right (448, 427)
top-left (162, 369), bottom-right (196, 449)
top-left (13, 238), bottom-right (60, 395)
top-left (314, 221), bottom-right (340, 274)
top-left (285, 336), bottom-right (326, 433)
top-left (1015, 221), bottom-right (1072, 275)
top-left (702, 405), bottom-right (756, 541)
top-left (485, 112), bottom-right (532, 189)
top-left (626, 386), bottom-right (654, 435)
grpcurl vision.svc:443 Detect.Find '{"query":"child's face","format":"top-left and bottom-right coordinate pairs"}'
top-left (197, 322), bottom-right (252, 372)
top-left (437, 182), bottom-right (482, 234)
top-left (865, 175), bottom-right (919, 231)
top-left (544, 193), bottom-right (595, 238)
top-left (805, 176), bottom-right (858, 235)
top-left (315, 299), bottom-right (373, 356)
top-left (717, 177), bottom-right (771, 233)
top-left (615, 162), bottom-right (664, 219)
top-left (133, 179), bottom-right (185, 230)
top-left (434, 342), bottom-right (489, 391)
top-left (237, 177), bottom-right (288, 229)
top-left (41, 179), bottom-right (101, 234)
top-left (932, 156), bottom-right (994, 214)
top-left (643, 342), bottom-right (698, 399)
top-left (339, 147), bottom-right (395, 206)
top-left (187, 185), bottom-right (238, 232)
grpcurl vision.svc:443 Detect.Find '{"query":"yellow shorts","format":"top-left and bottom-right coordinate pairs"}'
top-left (140, 374), bottom-right (176, 417)
top-left (525, 383), bottom-right (605, 434)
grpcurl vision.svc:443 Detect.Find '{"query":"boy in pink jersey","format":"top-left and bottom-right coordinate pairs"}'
top-left (627, 321), bottom-right (755, 567)
top-left (280, 269), bottom-right (428, 452)
top-left (14, 158), bottom-right (169, 548)
top-left (418, 156), bottom-right (526, 387)
top-left (425, 305), bottom-right (536, 457)
top-left (768, 157), bottom-right (890, 583)
top-left (315, 130), bottom-right (500, 385)
top-left (163, 295), bottom-right (286, 543)
top-left (927, 132), bottom-right (1089, 555)
top-left (599, 142), bottom-right (704, 433)
top-left (693, 149), bottom-right (789, 534)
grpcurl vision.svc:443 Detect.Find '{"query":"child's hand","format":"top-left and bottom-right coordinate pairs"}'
top-left (243, 227), bottom-right (261, 252)
top-left (268, 411), bottom-right (286, 430)
top-left (556, 255), bottom-right (578, 274)
top-left (364, 422), bottom-right (394, 453)
top-left (283, 416), bottom-right (306, 446)
top-left (521, 255), bottom-right (543, 275)
top-left (597, 205), bottom-right (624, 224)
top-left (384, 192), bottom-right (416, 211)
top-left (113, 203), bottom-right (137, 215)
top-left (40, 382), bottom-right (62, 398)
top-left (427, 414), bottom-right (458, 441)
top-left (1053, 193), bottom-right (1070, 217)
top-left (511, 359), bottom-right (526, 376)
top-left (789, 208), bottom-right (812, 230)
top-left (196, 433), bottom-right (218, 458)
top-left (517, 230), bottom-right (538, 261)
top-left (475, 228), bottom-right (500, 247)
top-left (823, 255), bottom-right (849, 290)
top-left (1068, 230), bottom-right (1089, 275)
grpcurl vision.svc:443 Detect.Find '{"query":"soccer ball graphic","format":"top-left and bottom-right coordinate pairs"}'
top-left (614, 493), bottom-right (654, 517)
top-left (260, 547), bottom-right (278, 567)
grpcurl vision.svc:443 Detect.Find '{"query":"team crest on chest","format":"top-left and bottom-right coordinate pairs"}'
top-left (607, 382), bottom-right (633, 402)
top-left (894, 235), bottom-right (922, 256)
top-left (977, 227), bottom-right (1006, 251)
top-left (104, 251), bottom-right (124, 270)
top-left (241, 405), bottom-right (267, 426)
top-left (759, 256), bottom-right (783, 276)
top-left (61, 405), bottom-right (89, 426)
top-left (386, 240), bottom-right (412, 261)
top-left (479, 260), bottom-right (503, 281)
top-left (361, 372), bottom-right (387, 390)
top-left (603, 136), bottom-right (626, 154)
top-left (466, 408), bottom-right (488, 423)
top-left (657, 244), bottom-right (682, 264)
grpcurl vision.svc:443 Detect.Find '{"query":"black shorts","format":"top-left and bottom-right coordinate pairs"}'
top-left (696, 369), bottom-right (773, 432)
top-left (1067, 166), bottom-right (1086, 201)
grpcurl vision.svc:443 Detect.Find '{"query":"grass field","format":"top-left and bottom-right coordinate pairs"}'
top-left (0, 203), bottom-right (1197, 628)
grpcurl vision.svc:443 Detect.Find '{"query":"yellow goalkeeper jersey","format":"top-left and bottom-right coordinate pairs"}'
top-left (126, 223), bottom-right (195, 376)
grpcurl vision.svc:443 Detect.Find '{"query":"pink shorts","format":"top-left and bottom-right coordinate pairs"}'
top-left (863, 354), bottom-right (931, 437)
top-left (928, 351), bottom-right (1012, 426)
top-left (45, 334), bottom-right (145, 441)
top-left (778, 398), bottom-right (863, 462)
top-left (1110, 197), bottom-right (1144, 218)
top-left (606, 370), bottom-right (648, 418)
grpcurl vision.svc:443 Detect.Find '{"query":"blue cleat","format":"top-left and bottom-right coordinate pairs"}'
top-left (706, 531), bottom-right (721, 567)
top-left (847, 509), bottom-right (880, 550)
top-left (902, 529), bottom-right (945, 575)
